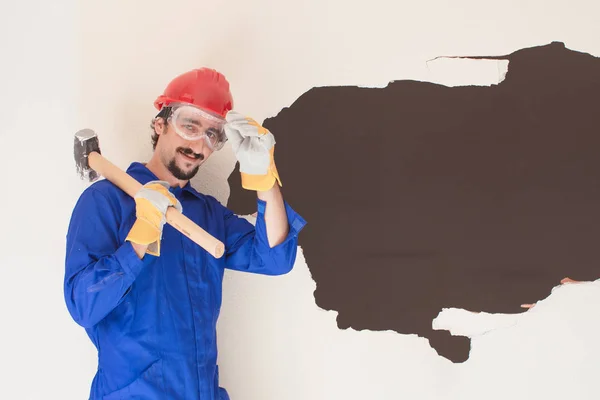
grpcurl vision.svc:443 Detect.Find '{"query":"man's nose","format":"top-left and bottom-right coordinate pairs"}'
top-left (188, 137), bottom-right (207, 156)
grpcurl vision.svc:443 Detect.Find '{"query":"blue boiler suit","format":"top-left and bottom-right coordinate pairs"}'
top-left (64, 162), bottom-right (306, 399)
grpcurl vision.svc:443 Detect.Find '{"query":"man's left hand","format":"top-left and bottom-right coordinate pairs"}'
top-left (224, 111), bottom-right (282, 192)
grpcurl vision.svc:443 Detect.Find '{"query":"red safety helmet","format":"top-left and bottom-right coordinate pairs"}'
top-left (154, 68), bottom-right (233, 118)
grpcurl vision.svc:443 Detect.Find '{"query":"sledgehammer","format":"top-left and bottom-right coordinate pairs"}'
top-left (73, 129), bottom-right (225, 259)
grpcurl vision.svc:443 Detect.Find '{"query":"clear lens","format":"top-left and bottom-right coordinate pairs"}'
top-left (169, 103), bottom-right (227, 150)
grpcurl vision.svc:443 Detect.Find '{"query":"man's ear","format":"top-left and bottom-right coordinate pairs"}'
top-left (154, 117), bottom-right (166, 135)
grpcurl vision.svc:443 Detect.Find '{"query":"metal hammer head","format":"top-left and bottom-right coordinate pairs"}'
top-left (74, 128), bottom-right (102, 182)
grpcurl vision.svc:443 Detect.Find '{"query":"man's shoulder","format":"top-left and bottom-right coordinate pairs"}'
top-left (69, 179), bottom-right (131, 225)
top-left (77, 178), bottom-right (129, 209)
top-left (87, 178), bottom-right (127, 198)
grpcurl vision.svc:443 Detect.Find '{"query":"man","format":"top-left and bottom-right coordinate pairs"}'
top-left (64, 68), bottom-right (306, 399)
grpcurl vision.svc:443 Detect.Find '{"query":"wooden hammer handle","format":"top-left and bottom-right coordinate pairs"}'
top-left (88, 152), bottom-right (225, 258)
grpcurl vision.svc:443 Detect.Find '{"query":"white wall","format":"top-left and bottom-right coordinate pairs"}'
top-left (2, 0), bottom-right (600, 398)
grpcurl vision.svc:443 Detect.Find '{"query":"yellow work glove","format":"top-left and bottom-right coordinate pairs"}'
top-left (224, 111), bottom-right (281, 192)
top-left (125, 180), bottom-right (182, 256)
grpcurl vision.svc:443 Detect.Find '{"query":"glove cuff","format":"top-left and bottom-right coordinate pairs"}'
top-left (239, 145), bottom-right (282, 191)
top-left (240, 151), bottom-right (282, 191)
top-left (126, 185), bottom-right (176, 258)
top-left (126, 218), bottom-right (161, 256)
top-left (241, 173), bottom-right (276, 192)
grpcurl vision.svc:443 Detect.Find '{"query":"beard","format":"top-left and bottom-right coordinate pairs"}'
top-left (166, 147), bottom-right (204, 180)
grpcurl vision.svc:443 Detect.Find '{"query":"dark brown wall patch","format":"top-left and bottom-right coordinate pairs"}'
top-left (227, 42), bottom-right (600, 363)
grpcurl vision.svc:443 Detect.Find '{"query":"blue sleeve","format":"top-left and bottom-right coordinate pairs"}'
top-left (222, 198), bottom-right (306, 275)
top-left (64, 187), bottom-right (147, 328)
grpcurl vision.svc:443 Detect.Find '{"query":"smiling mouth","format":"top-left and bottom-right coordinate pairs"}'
top-left (178, 149), bottom-right (202, 162)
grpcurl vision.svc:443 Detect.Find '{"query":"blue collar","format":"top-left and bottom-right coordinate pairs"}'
top-left (126, 162), bottom-right (206, 200)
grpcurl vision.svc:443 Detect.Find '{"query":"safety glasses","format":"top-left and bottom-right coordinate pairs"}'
top-left (167, 103), bottom-right (227, 151)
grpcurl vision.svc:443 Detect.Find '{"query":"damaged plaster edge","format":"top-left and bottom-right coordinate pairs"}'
top-left (264, 54), bottom-right (511, 119)
top-left (350, 53), bottom-right (511, 90)
top-left (306, 58), bottom-right (510, 92)
top-left (424, 56), bottom-right (510, 88)
top-left (431, 307), bottom-right (524, 338)
top-left (431, 280), bottom-right (600, 339)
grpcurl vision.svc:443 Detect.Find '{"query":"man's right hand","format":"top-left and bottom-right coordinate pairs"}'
top-left (126, 180), bottom-right (182, 257)
top-left (131, 242), bottom-right (150, 259)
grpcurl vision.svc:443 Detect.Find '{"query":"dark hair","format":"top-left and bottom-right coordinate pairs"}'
top-left (150, 106), bottom-right (173, 150)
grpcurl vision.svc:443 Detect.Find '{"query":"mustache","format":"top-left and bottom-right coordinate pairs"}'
top-left (177, 147), bottom-right (204, 161)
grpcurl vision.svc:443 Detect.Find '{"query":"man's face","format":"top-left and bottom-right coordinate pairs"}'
top-left (155, 118), bottom-right (214, 181)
